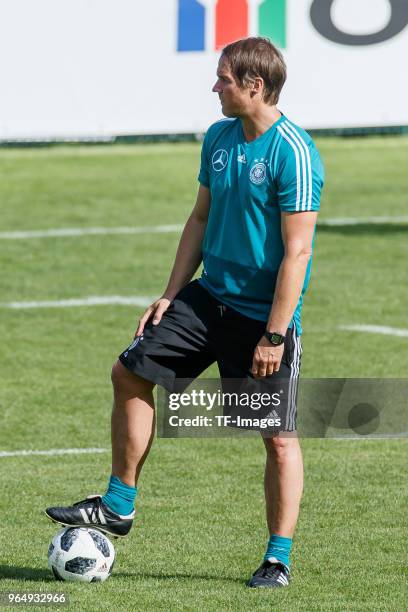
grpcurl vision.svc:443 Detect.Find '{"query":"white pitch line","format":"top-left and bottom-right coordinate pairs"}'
top-left (0, 296), bottom-right (155, 310)
top-left (0, 447), bottom-right (109, 458)
top-left (1, 438), bottom-right (406, 457)
top-left (318, 216), bottom-right (408, 226)
top-left (0, 224), bottom-right (183, 240)
top-left (339, 324), bottom-right (408, 338)
top-left (333, 433), bottom-right (408, 440)
top-left (0, 217), bottom-right (407, 240)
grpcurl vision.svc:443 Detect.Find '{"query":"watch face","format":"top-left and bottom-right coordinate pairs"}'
top-left (266, 332), bottom-right (284, 345)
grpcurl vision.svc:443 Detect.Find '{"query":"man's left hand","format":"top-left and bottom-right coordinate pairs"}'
top-left (251, 335), bottom-right (284, 378)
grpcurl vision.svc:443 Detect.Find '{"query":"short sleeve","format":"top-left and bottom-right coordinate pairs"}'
top-left (276, 140), bottom-right (324, 212)
top-left (198, 131), bottom-right (210, 188)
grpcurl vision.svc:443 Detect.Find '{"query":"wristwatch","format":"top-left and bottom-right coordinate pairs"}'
top-left (264, 331), bottom-right (285, 346)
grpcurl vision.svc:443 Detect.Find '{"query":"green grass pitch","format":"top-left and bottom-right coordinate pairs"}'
top-left (0, 137), bottom-right (407, 611)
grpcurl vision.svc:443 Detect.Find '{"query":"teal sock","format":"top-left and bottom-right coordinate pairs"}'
top-left (264, 534), bottom-right (292, 568)
top-left (101, 475), bottom-right (137, 516)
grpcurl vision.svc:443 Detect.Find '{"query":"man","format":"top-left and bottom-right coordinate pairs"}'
top-left (46, 37), bottom-right (324, 588)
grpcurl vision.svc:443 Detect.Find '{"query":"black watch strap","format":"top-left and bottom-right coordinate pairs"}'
top-left (264, 331), bottom-right (285, 346)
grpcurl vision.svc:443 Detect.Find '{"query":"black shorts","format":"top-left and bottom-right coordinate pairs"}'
top-left (119, 280), bottom-right (302, 431)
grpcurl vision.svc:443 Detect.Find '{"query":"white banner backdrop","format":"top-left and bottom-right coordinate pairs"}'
top-left (0, 0), bottom-right (407, 139)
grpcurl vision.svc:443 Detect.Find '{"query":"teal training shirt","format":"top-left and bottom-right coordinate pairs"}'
top-left (198, 114), bottom-right (324, 335)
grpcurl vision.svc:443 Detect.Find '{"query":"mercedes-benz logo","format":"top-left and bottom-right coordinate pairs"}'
top-left (212, 149), bottom-right (229, 172)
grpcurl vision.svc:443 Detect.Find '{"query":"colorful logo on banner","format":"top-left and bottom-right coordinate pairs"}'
top-left (177, 0), bottom-right (286, 52)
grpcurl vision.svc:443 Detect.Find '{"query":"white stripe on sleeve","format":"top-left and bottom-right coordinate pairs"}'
top-left (282, 121), bottom-right (313, 211)
top-left (280, 122), bottom-right (308, 211)
top-left (277, 125), bottom-right (302, 211)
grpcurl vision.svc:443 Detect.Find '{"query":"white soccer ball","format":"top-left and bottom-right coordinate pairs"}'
top-left (48, 527), bottom-right (115, 583)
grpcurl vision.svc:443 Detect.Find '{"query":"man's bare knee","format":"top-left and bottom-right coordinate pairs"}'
top-left (111, 360), bottom-right (154, 397)
top-left (263, 434), bottom-right (299, 457)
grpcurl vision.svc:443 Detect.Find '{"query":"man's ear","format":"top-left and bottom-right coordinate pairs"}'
top-left (250, 77), bottom-right (264, 98)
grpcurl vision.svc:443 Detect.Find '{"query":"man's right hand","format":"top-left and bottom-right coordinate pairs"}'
top-left (135, 297), bottom-right (172, 337)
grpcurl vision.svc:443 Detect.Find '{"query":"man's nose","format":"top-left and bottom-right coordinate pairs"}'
top-left (212, 80), bottom-right (221, 93)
